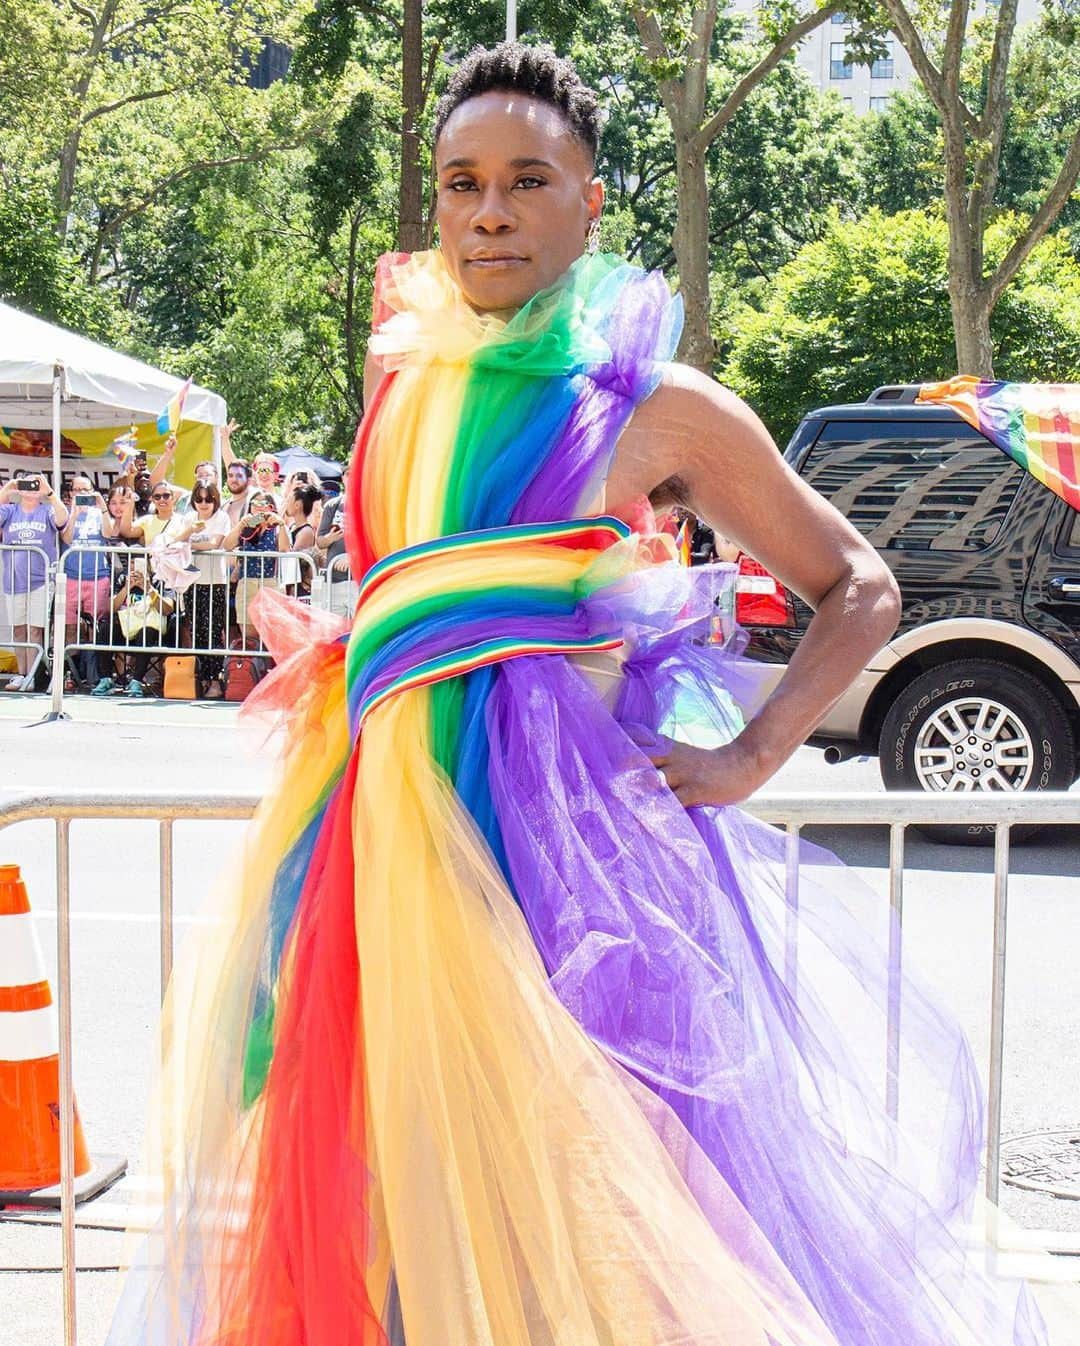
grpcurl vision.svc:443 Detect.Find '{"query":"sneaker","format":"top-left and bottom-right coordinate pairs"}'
top-left (126, 679), bottom-right (145, 699)
top-left (91, 677), bottom-right (114, 697)
top-left (4, 675), bottom-right (24, 691)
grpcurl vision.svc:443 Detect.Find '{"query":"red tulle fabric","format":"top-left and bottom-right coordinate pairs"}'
top-left (242, 587), bottom-right (349, 737)
top-left (210, 747), bottom-right (387, 1346)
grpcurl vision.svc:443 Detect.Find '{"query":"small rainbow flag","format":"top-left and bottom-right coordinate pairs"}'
top-left (156, 377), bottom-right (192, 436)
top-left (675, 517), bottom-right (693, 567)
top-left (917, 376), bottom-right (1080, 512)
top-left (109, 426), bottom-right (139, 469)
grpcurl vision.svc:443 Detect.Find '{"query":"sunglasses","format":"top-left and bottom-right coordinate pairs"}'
top-left (193, 496), bottom-right (213, 504)
top-left (151, 492), bottom-right (172, 502)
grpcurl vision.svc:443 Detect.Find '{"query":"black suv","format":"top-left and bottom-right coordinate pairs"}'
top-left (744, 385), bottom-right (1080, 842)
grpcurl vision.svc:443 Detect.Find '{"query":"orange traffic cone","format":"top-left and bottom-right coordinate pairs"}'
top-left (0, 862), bottom-right (91, 1194)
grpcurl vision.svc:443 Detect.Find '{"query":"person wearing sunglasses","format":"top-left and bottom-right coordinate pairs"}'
top-left (119, 480), bottom-right (186, 548)
top-left (179, 482), bottom-right (231, 698)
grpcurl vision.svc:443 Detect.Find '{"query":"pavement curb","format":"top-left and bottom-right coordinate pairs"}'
top-left (0, 693), bottom-right (243, 731)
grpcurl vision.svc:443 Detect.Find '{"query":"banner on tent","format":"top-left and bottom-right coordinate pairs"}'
top-left (0, 421), bottom-right (213, 489)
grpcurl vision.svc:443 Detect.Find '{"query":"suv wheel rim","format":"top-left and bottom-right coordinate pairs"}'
top-left (913, 697), bottom-right (1035, 792)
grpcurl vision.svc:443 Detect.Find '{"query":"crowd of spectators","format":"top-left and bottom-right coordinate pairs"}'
top-left (0, 425), bottom-right (352, 698)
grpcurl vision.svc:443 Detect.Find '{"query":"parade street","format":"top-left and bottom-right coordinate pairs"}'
top-left (1, 700), bottom-right (1079, 1344)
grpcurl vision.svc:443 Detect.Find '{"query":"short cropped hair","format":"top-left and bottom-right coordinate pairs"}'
top-left (434, 42), bottom-right (602, 167)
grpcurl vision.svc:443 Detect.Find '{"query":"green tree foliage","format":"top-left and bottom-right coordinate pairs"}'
top-left (860, 22), bottom-right (1080, 246)
top-left (0, 179), bottom-right (118, 338)
top-left (572, 5), bottom-right (862, 281)
top-left (724, 208), bottom-right (1080, 445)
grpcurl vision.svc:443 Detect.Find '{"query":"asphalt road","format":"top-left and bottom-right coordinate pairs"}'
top-left (1, 697), bottom-right (1078, 1344)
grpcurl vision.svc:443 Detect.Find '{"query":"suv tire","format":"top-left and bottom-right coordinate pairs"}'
top-left (878, 658), bottom-right (1075, 845)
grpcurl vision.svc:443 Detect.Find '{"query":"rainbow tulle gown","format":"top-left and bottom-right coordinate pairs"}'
top-left (107, 251), bottom-right (1050, 1346)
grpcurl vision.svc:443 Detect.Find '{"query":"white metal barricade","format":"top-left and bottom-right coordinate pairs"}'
top-left (0, 542), bottom-right (54, 690)
top-left (51, 544), bottom-right (317, 709)
top-left (0, 787), bottom-right (1077, 1346)
top-left (320, 552), bottom-right (357, 620)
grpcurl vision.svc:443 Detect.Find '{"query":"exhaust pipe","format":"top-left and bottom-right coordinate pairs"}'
top-left (823, 742), bottom-right (861, 765)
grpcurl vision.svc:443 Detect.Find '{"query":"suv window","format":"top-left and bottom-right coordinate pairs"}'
top-left (1065, 509), bottom-right (1080, 552)
top-left (803, 420), bottom-right (1025, 551)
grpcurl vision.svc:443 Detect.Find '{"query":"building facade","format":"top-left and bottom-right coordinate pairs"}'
top-left (728, 2), bottom-right (1043, 116)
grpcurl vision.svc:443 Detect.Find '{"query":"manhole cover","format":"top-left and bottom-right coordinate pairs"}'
top-left (1000, 1129), bottom-right (1080, 1199)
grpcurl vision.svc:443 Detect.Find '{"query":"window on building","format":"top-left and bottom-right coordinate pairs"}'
top-left (831, 10), bottom-right (847, 21)
top-left (869, 96), bottom-right (891, 113)
top-left (830, 42), bottom-right (853, 79)
top-left (870, 41), bottom-right (894, 79)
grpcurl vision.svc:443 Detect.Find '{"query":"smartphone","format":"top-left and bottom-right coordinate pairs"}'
top-left (15, 478), bottom-right (38, 492)
top-left (75, 492), bottom-right (96, 507)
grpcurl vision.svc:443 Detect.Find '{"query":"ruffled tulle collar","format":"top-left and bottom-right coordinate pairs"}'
top-left (367, 249), bottom-right (650, 376)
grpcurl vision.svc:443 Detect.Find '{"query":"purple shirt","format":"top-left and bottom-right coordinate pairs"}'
top-left (0, 502), bottom-right (60, 591)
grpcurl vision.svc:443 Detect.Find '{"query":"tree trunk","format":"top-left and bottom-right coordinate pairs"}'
top-left (949, 284), bottom-right (995, 376)
top-left (397, 0), bottom-right (425, 252)
top-left (56, 128), bottom-right (82, 237)
top-left (941, 116), bottom-right (995, 377)
top-left (673, 135), bottom-right (714, 373)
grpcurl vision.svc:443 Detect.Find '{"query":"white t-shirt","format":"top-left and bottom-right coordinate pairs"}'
top-left (183, 509), bottom-right (232, 584)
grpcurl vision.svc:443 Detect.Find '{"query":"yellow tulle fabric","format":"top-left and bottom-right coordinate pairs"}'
top-left (353, 689), bottom-right (841, 1346)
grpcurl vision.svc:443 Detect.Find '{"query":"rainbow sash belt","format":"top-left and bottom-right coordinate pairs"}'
top-left (345, 516), bottom-right (632, 731)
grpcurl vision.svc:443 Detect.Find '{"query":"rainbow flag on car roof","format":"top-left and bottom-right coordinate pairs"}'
top-left (917, 375), bottom-right (1080, 512)
top-left (156, 377), bottom-right (192, 436)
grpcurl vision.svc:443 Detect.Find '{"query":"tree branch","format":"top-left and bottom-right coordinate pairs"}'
top-left (877, 0), bottom-right (981, 134)
top-left (81, 86), bottom-right (177, 125)
top-left (628, 7), bottom-right (684, 133)
top-left (96, 142), bottom-right (310, 238)
top-left (351, 0), bottom-right (401, 38)
top-left (941, 0), bottom-right (971, 103)
top-left (420, 37), bottom-right (443, 108)
top-left (68, 0), bottom-right (99, 26)
top-left (986, 125), bottom-right (1080, 309)
top-left (695, 0), bottom-right (845, 151)
top-left (103, 0), bottom-right (189, 51)
top-left (968, 0), bottom-right (1019, 228)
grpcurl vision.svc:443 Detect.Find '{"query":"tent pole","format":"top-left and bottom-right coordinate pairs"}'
top-left (212, 422), bottom-right (222, 484)
top-left (52, 365), bottom-right (62, 493)
top-left (29, 365), bottom-right (71, 725)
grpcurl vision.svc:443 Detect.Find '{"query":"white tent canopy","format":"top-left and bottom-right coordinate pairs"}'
top-left (0, 301), bottom-right (227, 432)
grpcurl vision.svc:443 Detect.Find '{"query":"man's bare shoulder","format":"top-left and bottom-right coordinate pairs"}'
top-left (609, 363), bottom-right (748, 503)
top-left (633, 362), bottom-right (745, 429)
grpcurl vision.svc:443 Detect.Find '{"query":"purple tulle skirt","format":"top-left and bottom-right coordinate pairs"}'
top-left (486, 565), bottom-right (1047, 1346)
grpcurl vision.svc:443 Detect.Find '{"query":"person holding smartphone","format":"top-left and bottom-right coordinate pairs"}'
top-left (0, 472), bottom-right (68, 689)
top-left (60, 474), bottom-right (117, 689)
top-left (223, 489), bottom-right (289, 645)
top-left (180, 481), bottom-right (231, 698)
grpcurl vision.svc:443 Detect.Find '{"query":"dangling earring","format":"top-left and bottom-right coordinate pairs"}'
top-left (586, 215), bottom-right (601, 254)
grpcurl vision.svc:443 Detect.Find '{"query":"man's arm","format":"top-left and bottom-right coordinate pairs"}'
top-left (220, 420), bottom-right (239, 470)
top-left (41, 476), bottom-right (69, 528)
top-left (633, 367), bottom-right (901, 804)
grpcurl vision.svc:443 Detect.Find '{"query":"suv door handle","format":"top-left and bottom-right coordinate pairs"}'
top-left (1048, 577), bottom-right (1080, 598)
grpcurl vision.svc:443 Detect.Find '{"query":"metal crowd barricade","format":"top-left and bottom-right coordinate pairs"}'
top-left (53, 543), bottom-right (317, 703)
top-left (320, 552), bottom-right (357, 620)
top-left (0, 787), bottom-right (1077, 1346)
top-left (0, 542), bottom-right (54, 690)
